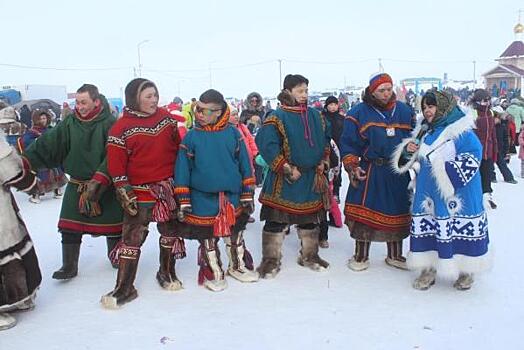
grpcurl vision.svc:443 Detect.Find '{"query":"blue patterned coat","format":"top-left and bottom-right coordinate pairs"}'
top-left (340, 100), bottom-right (414, 232)
top-left (392, 107), bottom-right (490, 277)
top-left (255, 105), bottom-right (330, 216)
top-left (173, 111), bottom-right (255, 228)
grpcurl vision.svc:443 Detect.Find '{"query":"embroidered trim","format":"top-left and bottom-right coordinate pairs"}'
top-left (344, 203), bottom-right (411, 230)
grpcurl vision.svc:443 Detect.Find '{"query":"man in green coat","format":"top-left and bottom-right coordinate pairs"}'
top-left (22, 84), bottom-right (123, 280)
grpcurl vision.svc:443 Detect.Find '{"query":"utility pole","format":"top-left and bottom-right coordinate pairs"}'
top-left (473, 60), bottom-right (476, 85)
top-left (209, 62), bottom-right (212, 88)
top-left (378, 58), bottom-right (384, 72)
top-left (137, 40), bottom-right (150, 77)
top-left (278, 59), bottom-right (283, 88)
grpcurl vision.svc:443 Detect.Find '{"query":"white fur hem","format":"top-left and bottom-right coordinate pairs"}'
top-left (407, 250), bottom-right (493, 280)
top-left (0, 287), bottom-right (38, 313)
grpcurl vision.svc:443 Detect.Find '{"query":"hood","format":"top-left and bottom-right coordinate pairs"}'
top-left (244, 92), bottom-right (264, 111)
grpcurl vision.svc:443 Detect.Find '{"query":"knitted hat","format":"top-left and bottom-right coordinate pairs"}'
top-left (324, 96), bottom-right (338, 107)
top-left (368, 72), bottom-right (393, 93)
top-left (125, 78), bottom-right (158, 111)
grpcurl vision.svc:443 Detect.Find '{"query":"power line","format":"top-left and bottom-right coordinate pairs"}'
top-left (0, 63), bottom-right (132, 71)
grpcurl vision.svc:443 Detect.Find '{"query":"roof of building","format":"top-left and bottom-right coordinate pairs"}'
top-left (500, 40), bottom-right (524, 58)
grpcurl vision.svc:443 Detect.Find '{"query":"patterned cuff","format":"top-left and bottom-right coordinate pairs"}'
top-left (240, 192), bottom-right (254, 201)
top-left (342, 154), bottom-right (360, 170)
top-left (270, 154), bottom-right (287, 172)
top-left (174, 186), bottom-right (191, 205)
top-left (112, 175), bottom-right (129, 188)
top-left (92, 171), bottom-right (111, 186)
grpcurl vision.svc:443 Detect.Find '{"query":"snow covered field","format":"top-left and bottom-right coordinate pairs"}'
top-left (2, 160), bottom-right (524, 350)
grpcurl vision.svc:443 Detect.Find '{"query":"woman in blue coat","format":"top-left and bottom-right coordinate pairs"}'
top-left (392, 90), bottom-right (490, 290)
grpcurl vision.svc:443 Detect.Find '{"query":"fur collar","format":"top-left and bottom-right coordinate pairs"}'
top-left (277, 90), bottom-right (296, 106)
top-left (418, 108), bottom-right (475, 158)
top-left (362, 87), bottom-right (397, 110)
top-left (391, 108), bottom-right (475, 201)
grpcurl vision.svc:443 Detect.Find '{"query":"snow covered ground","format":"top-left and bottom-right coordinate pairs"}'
top-left (2, 159), bottom-right (524, 350)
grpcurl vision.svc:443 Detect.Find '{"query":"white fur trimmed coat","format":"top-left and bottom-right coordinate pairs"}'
top-left (391, 107), bottom-right (491, 278)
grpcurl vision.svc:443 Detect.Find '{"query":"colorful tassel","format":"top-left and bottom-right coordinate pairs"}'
top-left (312, 168), bottom-right (331, 211)
top-left (171, 237), bottom-right (186, 259)
top-left (150, 180), bottom-right (177, 222)
top-left (213, 192), bottom-right (236, 237)
top-left (77, 183), bottom-right (102, 217)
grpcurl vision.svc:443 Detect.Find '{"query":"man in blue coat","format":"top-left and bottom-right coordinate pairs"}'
top-left (340, 73), bottom-right (415, 271)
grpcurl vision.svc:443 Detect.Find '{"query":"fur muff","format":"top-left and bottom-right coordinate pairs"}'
top-left (277, 90), bottom-right (296, 106)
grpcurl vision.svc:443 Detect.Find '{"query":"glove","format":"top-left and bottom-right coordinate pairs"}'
top-left (177, 204), bottom-right (192, 222)
top-left (241, 199), bottom-right (255, 214)
top-left (115, 185), bottom-right (138, 216)
top-left (83, 179), bottom-right (108, 202)
top-left (317, 159), bottom-right (329, 174)
top-left (283, 163), bottom-right (301, 184)
top-left (349, 167), bottom-right (367, 189)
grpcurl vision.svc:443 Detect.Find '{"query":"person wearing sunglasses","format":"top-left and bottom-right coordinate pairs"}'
top-left (174, 89), bottom-right (258, 292)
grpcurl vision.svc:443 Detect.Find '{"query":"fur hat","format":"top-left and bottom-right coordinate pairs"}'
top-left (324, 96), bottom-right (338, 107)
top-left (31, 109), bottom-right (51, 126)
top-left (0, 107), bottom-right (17, 124)
top-left (125, 78), bottom-right (158, 111)
top-left (368, 72), bottom-right (393, 93)
top-left (471, 89), bottom-right (490, 102)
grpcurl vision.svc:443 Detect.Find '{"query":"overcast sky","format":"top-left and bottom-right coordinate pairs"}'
top-left (0, 0), bottom-right (522, 103)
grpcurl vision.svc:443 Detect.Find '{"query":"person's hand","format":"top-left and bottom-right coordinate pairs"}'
top-left (115, 185), bottom-right (138, 216)
top-left (350, 167), bottom-right (367, 188)
top-left (84, 179), bottom-right (108, 202)
top-left (283, 163), bottom-right (301, 183)
top-left (177, 204), bottom-right (192, 222)
top-left (406, 142), bottom-right (419, 154)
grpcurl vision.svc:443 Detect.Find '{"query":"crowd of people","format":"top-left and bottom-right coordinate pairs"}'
top-left (2, 71), bottom-right (524, 331)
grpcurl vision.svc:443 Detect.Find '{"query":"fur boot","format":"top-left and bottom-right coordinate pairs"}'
top-left (413, 268), bottom-right (437, 290)
top-left (297, 227), bottom-right (329, 271)
top-left (156, 236), bottom-right (183, 291)
top-left (454, 273), bottom-right (474, 290)
top-left (1, 259), bottom-right (29, 305)
top-left (52, 242), bottom-right (80, 280)
top-left (100, 246), bottom-right (140, 309)
top-left (257, 230), bottom-right (285, 279)
top-left (224, 231), bottom-right (259, 283)
top-left (0, 313), bottom-right (16, 331)
top-left (198, 239), bottom-right (227, 292)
